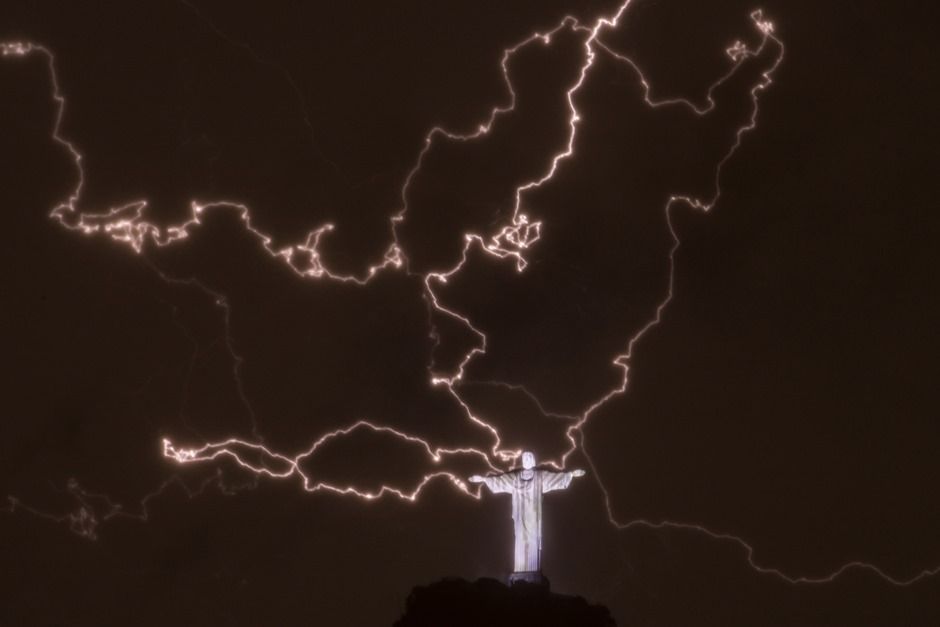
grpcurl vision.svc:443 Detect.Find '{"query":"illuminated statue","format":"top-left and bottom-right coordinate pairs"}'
top-left (469, 451), bottom-right (586, 583)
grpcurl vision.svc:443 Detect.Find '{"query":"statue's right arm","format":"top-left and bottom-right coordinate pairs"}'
top-left (484, 472), bottom-right (515, 494)
top-left (468, 472), bottom-right (513, 493)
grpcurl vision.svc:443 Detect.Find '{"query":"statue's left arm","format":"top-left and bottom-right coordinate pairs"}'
top-left (540, 468), bottom-right (586, 493)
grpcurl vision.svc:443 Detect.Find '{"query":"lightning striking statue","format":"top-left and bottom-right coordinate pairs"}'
top-left (469, 451), bottom-right (585, 584)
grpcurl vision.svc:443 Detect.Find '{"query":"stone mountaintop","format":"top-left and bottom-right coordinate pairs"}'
top-left (394, 577), bottom-right (616, 627)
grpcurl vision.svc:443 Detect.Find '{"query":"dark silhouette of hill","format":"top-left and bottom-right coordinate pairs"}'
top-left (394, 577), bottom-right (616, 626)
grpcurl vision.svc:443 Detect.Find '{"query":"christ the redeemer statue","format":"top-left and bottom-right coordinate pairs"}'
top-left (469, 451), bottom-right (585, 584)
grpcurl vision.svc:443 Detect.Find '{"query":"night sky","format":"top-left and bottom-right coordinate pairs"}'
top-left (1, 1), bottom-right (939, 625)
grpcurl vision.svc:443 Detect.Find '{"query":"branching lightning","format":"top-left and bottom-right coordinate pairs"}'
top-left (3, 1), bottom-right (936, 590)
top-left (163, 419), bottom-right (497, 501)
top-left (2, 471), bottom-right (232, 540)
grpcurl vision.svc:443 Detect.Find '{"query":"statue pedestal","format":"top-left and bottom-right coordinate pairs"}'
top-left (508, 571), bottom-right (549, 587)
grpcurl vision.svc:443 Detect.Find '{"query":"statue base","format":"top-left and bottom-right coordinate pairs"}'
top-left (508, 571), bottom-right (548, 587)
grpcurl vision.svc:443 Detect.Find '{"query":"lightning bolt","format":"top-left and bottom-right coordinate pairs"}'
top-left (3, 1), bottom-right (936, 591)
top-left (3, 471), bottom-right (232, 540)
top-left (163, 419), bottom-right (497, 501)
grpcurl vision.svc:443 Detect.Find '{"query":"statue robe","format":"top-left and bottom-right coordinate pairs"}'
top-left (481, 469), bottom-right (575, 573)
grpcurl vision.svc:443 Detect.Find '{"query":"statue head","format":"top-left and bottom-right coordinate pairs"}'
top-left (521, 451), bottom-right (536, 469)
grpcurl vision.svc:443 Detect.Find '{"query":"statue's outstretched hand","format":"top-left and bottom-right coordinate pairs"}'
top-left (468, 475), bottom-right (485, 483)
top-left (570, 469), bottom-right (586, 478)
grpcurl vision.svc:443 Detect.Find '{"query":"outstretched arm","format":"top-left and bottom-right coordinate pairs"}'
top-left (468, 472), bottom-right (514, 494)
top-left (541, 468), bottom-right (586, 493)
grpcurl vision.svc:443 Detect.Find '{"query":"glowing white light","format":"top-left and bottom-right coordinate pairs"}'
top-left (4, 2), bottom-right (934, 588)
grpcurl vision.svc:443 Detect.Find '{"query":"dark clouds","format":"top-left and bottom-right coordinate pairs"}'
top-left (1, 1), bottom-right (939, 626)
